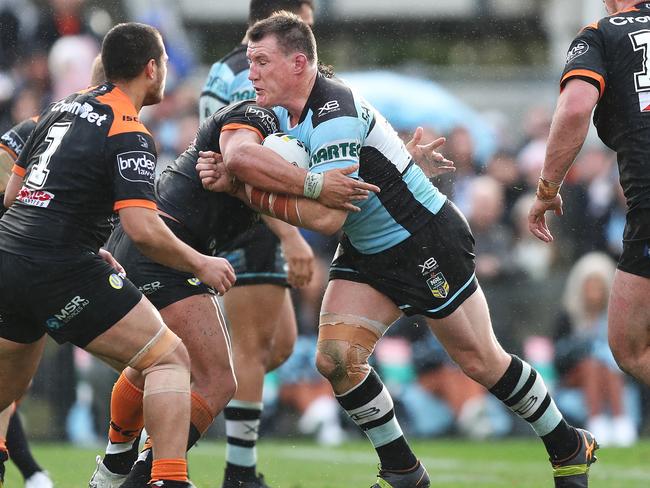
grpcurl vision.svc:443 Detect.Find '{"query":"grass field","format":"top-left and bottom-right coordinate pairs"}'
top-left (6, 438), bottom-right (650, 487)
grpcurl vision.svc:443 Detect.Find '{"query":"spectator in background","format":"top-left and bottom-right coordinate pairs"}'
top-left (553, 252), bottom-right (638, 447)
top-left (389, 316), bottom-right (512, 440)
top-left (47, 34), bottom-right (99, 100)
top-left (485, 150), bottom-right (525, 222)
top-left (441, 125), bottom-right (478, 214)
top-left (512, 193), bottom-right (556, 281)
top-left (466, 175), bottom-right (514, 282)
top-left (34, 0), bottom-right (96, 52)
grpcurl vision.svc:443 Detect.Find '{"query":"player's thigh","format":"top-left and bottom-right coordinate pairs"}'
top-left (608, 268), bottom-right (650, 357)
top-left (321, 279), bottom-right (402, 325)
top-left (0, 336), bottom-right (46, 408)
top-left (85, 295), bottom-right (173, 370)
top-left (271, 289), bottom-right (298, 348)
top-left (160, 293), bottom-right (232, 382)
top-left (223, 284), bottom-right (289, 348)
top-left (425, 286), bottom-right (510, 384)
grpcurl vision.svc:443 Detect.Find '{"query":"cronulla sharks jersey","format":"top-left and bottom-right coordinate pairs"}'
top-left (275, 73), bottom-right (447, 254)
top-left (200, 44), bottom-right (255, 121)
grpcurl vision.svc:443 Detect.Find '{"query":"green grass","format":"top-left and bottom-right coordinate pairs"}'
top-left (6, 438), bottom-right (650, 487)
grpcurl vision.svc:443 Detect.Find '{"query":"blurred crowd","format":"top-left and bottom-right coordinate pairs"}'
top-left (1, 0), bottom-right (644, 449)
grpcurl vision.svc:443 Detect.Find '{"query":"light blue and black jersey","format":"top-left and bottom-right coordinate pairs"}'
top-left (199, 45), bottom-right (256, 122)
top-left (274, 73), bottom-right (448, 254)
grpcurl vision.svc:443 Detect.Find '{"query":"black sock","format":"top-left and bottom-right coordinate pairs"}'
top-left (102, 432), bottom-right (142, 475)
top-left (542, 420), bottom-right (579, 462)
top-left (7, 411), bottom-right (42, 479)
top-left (224, 462), bottom-right (256, 482)
top-left (120, 448), bottom-right (152, 487)
top-left (187, 423), bottom-right (201, 451)
top-left (0, 448), bottom-right (8, 482)
top-left (489, 354), bottom-right (578, 462)
top-left (336, 369), bottom-right (417, 471)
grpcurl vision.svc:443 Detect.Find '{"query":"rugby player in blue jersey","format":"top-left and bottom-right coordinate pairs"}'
top-left (199, 11), bottom-right (597, 488)
top-left (200, 3), bottom-right (316, 486)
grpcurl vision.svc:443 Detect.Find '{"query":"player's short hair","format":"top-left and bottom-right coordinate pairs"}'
top-left (249, 0), bottom-right (314, 25)
top-left (101, 22), bottom-right (163, 81)
top-left (248, 11), bottom-right (316, 63)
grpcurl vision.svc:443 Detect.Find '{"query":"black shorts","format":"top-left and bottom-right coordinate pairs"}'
top-left (619, 209), bottom-right (650, 278)
top-left (104, 223), bottom-right (213, 310)
top-left (329, 200), bottom-right (478, 319)
top-left (219, 221), bottom-right (289, 287)
top-left (0, 250), bottom-right (142, 347)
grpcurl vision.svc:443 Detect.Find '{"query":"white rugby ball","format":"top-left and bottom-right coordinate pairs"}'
top-left (262, 132), bottom-right (310, 170)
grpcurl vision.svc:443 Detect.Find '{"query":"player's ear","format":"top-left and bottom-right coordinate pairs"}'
top-left (293, 53), bottom-right (308, 74)
top-left (144, 59), bottom-right (157, 80)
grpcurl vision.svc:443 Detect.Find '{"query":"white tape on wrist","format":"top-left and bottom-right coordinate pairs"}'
top-left (303, 171), bottom-right (324, 199)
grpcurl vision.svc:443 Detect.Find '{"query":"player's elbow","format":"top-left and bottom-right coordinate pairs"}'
top-left (313, 211), bottom-right (345, 235)
top-left (120, 211), bottom-right (157, 248)
top-left (223, 142), bottom-right (257, 176)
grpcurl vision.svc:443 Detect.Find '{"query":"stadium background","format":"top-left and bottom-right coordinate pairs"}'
top-left (1, 0), bottom-right (648, 485)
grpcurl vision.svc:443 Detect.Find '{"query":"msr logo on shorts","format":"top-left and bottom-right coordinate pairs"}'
top-left (419, 257), bottom-right (449, 299)
top-left (46, 295), bottom-right (90, 329)
top-left (139, 281), bottom-right (164, 295)
top-left (117, 151), bottom-right (156, 185)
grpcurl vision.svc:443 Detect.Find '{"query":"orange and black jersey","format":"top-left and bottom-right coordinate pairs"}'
top-left (0, 83), bottom-right (157, 259)
top-left (0, 116), bottom-right (38, 162)
top-left (156, 100), bottom-right (279, 255)
top-left (562, 2), bottom-right (650, 212)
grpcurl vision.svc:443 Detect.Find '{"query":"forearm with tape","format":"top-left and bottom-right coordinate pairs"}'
top-left (246, 184), bottom-right (303, 226)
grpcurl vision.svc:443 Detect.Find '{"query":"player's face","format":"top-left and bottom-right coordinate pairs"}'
top-left (144, 39), bottom-right (168, 106)
top-left (247, 35), bottom-right (294, 108)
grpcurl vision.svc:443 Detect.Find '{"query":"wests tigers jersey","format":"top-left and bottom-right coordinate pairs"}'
top-left (156, 100), bottom-right (279, 255)
top-left (0, 116), bottom-right (38, 162)
top-left (562, 2), bottom-right (650, 212)
top-left (0, 83), bottom-right (157, 259)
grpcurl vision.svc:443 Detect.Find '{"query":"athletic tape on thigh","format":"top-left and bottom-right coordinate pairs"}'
top-left (142, 364), bottom-right (190, 398)
top-left (319, 312), bottom-right (389, 340)
top-left (127, 325), bottom-right (182, 371)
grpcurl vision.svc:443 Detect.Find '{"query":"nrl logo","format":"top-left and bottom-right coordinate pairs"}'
top-left (419, 257), bottom-right (449, 299)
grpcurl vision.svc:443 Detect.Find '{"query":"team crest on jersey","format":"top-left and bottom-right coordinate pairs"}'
top-left (566, 41), bottom-right (589, 64)
top-left (419, 257), bottom-right (449, 299)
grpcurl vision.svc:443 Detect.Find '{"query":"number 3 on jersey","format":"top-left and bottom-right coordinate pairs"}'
top-left (26, 122), bottom-right (71, 189)
top-left (630, 30), bottom-right (650, 92)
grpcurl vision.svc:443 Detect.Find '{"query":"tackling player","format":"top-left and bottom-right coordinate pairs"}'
top-left (201, 2), bottom-right (316, 487)
top-left (0, 22), bottom-right (236, 488)
top-left (199, 12), bottom-right (597, 488)
top-left (529, 0), bottom-right (650, 459)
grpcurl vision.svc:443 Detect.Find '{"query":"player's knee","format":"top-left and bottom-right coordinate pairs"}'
top-left (192, 364), bottom-right (237, 414)
top-left (315, 340), bottom-right (350, 382)
top-left (267, 335), bottom-right (296, 372)
top-left (127, 326), bottom-right (191, 397)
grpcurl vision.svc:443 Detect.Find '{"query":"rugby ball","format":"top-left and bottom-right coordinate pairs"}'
top-left (262, 132), bottom-right (310, 170)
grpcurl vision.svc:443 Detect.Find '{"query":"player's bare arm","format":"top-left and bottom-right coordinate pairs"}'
top-left (262, 215), bottom-right (314, 288)
top-left (200, 127), bottom-right (380, 212)
top-left (119, 206), bottom-right (236, 295)
top-left (528, 79), bottom-right (599, 243)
